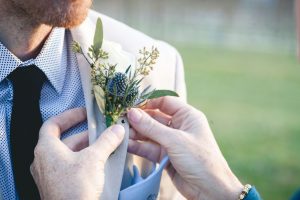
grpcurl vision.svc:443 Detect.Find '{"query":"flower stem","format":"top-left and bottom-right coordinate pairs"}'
top-left (106, 115), bottom-right (113, 127)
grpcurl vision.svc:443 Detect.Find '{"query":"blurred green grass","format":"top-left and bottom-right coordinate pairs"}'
top-left (175, 45), bottom-right (300, 200)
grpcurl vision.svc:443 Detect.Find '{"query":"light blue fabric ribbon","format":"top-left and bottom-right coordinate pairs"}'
top-left (119, 156), bottom-right (169, 200)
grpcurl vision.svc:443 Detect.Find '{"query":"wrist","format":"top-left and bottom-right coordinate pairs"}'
top-left (224, 180), bottom-right (244, 200)
top-left (208, 172), bottom-right (244, 200)
top-left (221, 171), bottom-right (244, 200)
top-left (195, 177), bottom-right (243, 200)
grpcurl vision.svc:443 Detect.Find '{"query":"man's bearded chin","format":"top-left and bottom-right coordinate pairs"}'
top-left (11, 0), bottom-right (92, 28)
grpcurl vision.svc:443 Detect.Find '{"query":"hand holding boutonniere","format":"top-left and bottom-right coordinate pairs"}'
top-left (72, 18), bottom-right (178, 127)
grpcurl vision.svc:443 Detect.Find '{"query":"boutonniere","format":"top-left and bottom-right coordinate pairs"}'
top-left (72, 18), bottom-right (178, 127)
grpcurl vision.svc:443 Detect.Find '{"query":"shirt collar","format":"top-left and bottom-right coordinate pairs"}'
top-left (0, 44), bottom-right (22, 83)
top-left (35, 28), bottom-right (67, 94)
top-left (0, 27), bottom-right (67, 94)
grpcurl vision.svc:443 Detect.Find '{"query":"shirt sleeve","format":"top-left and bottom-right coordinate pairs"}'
top-left (245, 187), bottom-right (262, 200)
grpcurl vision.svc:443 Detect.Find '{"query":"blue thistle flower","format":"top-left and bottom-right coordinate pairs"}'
top-left (108, 72), bottom-right (128, 96)
top-left (125, 87), bottom-right (139, 106)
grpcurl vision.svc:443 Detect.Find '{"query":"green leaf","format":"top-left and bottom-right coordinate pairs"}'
top-left (125, 65), bottom-right (131, 74)
top-left (93, 18), bottom-right (103, 52)
top-left (148, 90), bottom-right (179, 99)
top-left (140, 85), bottom-right (151, 96)
top-left (135, 78), bottom-right (144, 86)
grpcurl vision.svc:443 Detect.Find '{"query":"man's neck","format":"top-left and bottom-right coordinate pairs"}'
top-left (0, 1), bottom-right (52, 61)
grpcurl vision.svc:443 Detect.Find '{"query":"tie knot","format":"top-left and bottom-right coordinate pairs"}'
top-left (8, 65), bottom-right (47, 99)
top-left (8, 65), bottom-right (46, 85)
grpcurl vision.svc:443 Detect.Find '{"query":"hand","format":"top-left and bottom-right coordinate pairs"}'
top-left (127, 97), bottom-right (243, 200)
top-left (30, 108), bottom-right (125, 200)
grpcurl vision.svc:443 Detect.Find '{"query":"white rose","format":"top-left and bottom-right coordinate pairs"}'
top-left (100, 40), bottom-right (136, 74)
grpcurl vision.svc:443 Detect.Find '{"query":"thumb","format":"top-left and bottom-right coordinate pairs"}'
top-left (89, 125), bottom-right (125, 161)
top-left (127, 108), bottom-right (177, 148)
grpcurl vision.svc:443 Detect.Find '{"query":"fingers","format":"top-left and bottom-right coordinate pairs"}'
top-left (89, 125), bottom-right (125, 161)
top-left (144, 96), bottom-right (188, 116)
top-left (128, 139), bottom-right (165, 163)
top-left (145, 109), bottom-right (171, 126)
top-left (129, 110), bottom-right (171, 140)
top-left (127, 108), bottom-right (178, 148)
top-left (129, 128), bottom-right (147, 141)
top-left (62, 131), bottom-right (89, 152)
top-left (40, 107), bottom-right (87, 138)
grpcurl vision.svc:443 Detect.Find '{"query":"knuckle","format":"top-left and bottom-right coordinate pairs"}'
top-left (197, 108), bottom-right (206, 117)
top-left (81, 148), bottom-right (96, 158)
top-left (190, 107), bottom-right (207, 122)
top-left (33, 142), bottom-right (47, 158)
top-left (165, 130), bottom-right (182, 148)
top-left (82, 149), bottom-right (95, 161)
top-left (197, 110), bottom-right (207, 120)
top-left (33, 145), bottom-right (42, 158)
top-left (29, 164), bottom-right (35, 176)
top-left (102, 132), bottom-right (119, 147)
top-left (44, 117), bottom-right (56, 127)
top-left (143, 115), bottom-right (156, 134)
top-left (84, 147), bottom-right (108, 164)
top-left (39, 121), bottom-right (49, 133)
top-left (40, 120), bottom-right (58, 133)
top-left (97, 159), bottom-right (106, 168)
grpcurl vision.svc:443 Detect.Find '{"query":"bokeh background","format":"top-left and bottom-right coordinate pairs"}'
top-left (93, 0), bottom-right (300, 199)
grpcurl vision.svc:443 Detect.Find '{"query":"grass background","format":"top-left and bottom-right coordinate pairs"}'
top-left (174, 44), bottom-right (300, 200)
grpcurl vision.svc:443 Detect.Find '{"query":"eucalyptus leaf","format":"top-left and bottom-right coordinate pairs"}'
top-left (93, 85), bottom-right (105, 114)
top-left (148, 90), bottom-right (179, 100)
top-left (93, 18), bottom-right (103, 53)
top-left (129, 70), bottom-right (132, 80)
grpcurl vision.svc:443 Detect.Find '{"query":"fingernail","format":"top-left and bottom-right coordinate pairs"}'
top-left (111, 125), bottom-right (125, 138)
top-left (128, 109), bottom-right (142, 123)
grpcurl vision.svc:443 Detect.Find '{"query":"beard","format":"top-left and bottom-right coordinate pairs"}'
top-left (10, 0), bottom-right (92, 28)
